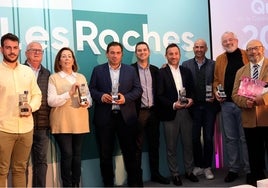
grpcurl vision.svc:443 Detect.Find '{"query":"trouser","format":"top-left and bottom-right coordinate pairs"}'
top-left (0, 130), bottom-right (33, 187)
top-left (244, 127), bottom-right (268, 182)
top-left (163, 109), bottom-right (194, 176)
top-left (96, 111), bottom-right (138, 186)
top-left (53, 133), bottom-right (85, 187)
top-left (31, 128), bottom-right (50, 187)
top-left (192, 103), bottom-right (217, 168)
top-left (136, 108), bottom-right (160, 182)
top-left (220, 102), bottom-right (250, 173)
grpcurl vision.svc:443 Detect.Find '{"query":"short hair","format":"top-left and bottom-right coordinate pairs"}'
top-left (106, 41), bottom-right (123, 53)
top-left (221, 31), bottom-right (238, 42)
top-left (1, 33), bottom-right (19, 47)
top-left (54, 47), bottom-right (78, 73)
top-left (135, 41), bottom-right (150, 52)
top-left (165, 43), bottom-right (180, 55)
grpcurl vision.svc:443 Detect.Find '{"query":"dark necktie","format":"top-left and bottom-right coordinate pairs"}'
top-left (252, 64), bottom-right (259, 80)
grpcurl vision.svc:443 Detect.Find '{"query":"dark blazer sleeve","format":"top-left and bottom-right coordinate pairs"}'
top-left (156, 66), bottom-right (178, 121)
top-left (89, 63), bottom-right (113, 125)
top-left (118, 64), bottom-right (142, 125)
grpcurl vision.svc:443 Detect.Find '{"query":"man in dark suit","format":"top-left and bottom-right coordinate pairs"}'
top-left (157, 43), bottom-right (198, 186)
top-left (132, 42), bottom-right (170, 186)
top-left (89, 41), bottom-right (142, 187)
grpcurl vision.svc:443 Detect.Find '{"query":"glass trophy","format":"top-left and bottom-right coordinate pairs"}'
top-left (179, 87), bottom-right (189, 105)
top-left (111, 80), bottom-right (119, 104)
top-left (19, 90), bottom-right (30, 116)
top-left (217, 84), bottom-right (227, 98)
top-left (78, 84), bottom-right (88, 105)
top-left (206, 84), bottom-right (213, 101)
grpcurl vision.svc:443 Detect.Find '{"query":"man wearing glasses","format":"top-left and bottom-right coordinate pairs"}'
top-left (232, 40), bottom-right (268, 186)
top-left (25, 42), bottom-right (51, 187)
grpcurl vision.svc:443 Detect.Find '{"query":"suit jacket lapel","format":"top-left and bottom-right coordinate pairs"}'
top-left (104, 63), bottom-right (112, 89)
top-left (165, 66), bottom-right (177, 90)
top-left (260, 58), bottom-right (268, 80)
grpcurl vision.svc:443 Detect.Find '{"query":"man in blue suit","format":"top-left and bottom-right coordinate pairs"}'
top-left (157, 43), bottom-right (198, 186)
top-left (89, 41), bottom-right (142, 187)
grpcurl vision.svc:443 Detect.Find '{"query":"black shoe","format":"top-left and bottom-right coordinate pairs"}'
top-left (172, 175), bottom-right (182, 186)
top-left (185, 172), bottom-right (199, 182)
top-left (72, 182), bottom-right (80, 187)
top-left (246, 173), bottom-right (257, 187)
top-left (224, 171), bottom-right (238, 182)
top-left (151, 173), bottom-right (170, 184)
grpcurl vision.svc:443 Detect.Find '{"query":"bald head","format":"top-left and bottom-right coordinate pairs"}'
top-left (193, 39), bottom-right (208, 61)
top-left (246, 39), bottom-right (265, 64)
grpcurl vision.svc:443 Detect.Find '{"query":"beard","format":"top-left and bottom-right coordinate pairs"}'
top-left (3, 53), bottom-right (19, 63)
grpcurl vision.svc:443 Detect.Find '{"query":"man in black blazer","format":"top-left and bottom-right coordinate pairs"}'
top-left (89, 42), bottom-right (142, 187)
top-left (157, 43), bottom-right (198, 186)
top-left (132, 42), bottom-right (170, 186)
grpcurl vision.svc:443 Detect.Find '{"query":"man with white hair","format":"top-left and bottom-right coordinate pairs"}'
top-left (213, 31), bottom-right (250, 183)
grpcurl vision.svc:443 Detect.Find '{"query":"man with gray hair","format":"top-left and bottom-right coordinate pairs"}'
top-left (25, 41), bottom-right (50, 187)
top-left (213, 31), bottom-right (251, 183)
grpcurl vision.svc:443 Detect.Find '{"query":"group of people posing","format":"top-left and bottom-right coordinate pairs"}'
top-left (0, 31), bottom-right (267, 187)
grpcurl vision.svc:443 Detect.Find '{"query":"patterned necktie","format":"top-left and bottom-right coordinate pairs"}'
top-left (252, 64), bottom-right (259, 80)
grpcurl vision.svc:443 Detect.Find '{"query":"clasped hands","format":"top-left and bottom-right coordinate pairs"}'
top-left (101, 93), bottom-right (125, 104)
top-left (19, 103), bottom-right (32, 117)
top-left (174, 98), bottom-right (193, 109)
top-left (69, 83), bottom-right (90, 107)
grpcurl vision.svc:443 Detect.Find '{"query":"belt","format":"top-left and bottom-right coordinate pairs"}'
top-left (141, 106), bottom-right (154, 110)
top-left (111, 110), bottom-right (121, 114)
top-left (34, 126), bottom-right (50, 130)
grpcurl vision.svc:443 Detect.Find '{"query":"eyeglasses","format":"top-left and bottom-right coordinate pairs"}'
top-left (222, 38), bottom-right (235, 45)
top-left (27, 49), bottom-right (44, 54)
top-left (246, 46), bottom-right (263, 52)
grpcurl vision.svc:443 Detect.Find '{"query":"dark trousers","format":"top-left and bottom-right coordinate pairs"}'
top-left (244, 127), bottom-right (268, 182)
top-left (31, 129), bottom-right (50, 187)
top-left (136, 109), bottom-right (160, 181)
top-left (191, 103), bottom-right (217, 168)
top-left (53, 133), bottom-right (85, 187)
top-left (96, 111), bottom-right (138, 187)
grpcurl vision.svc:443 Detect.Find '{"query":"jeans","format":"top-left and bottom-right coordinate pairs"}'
top-left (192, 103), bottom-right (217, 168)
top-left (31, 129), bottom-right (50, 187)
top-left (53, 134), bottom-right (85, 187)
top-left (221, 102), bottom-right (250, 173)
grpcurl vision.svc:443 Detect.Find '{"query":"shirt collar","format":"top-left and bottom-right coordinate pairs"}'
top-left (59, 70), bottom-right (77, 78)
top-left (2, 61), bottom-right (19, 69)
top-left (250, 57), bottom-right (264, 68)
top-left (137, 62), bottom-right (149, 70)
top-left (26, 61), bottom-right (41, 72)
top-left (108, 62), bottom-right (121, 70)
top-left (168, 63), bottom-right (179, 71)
